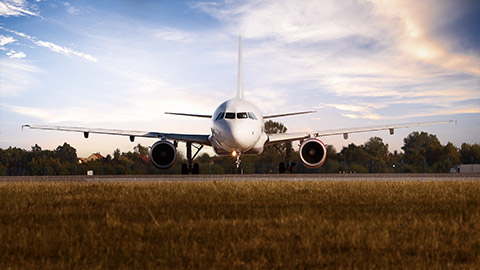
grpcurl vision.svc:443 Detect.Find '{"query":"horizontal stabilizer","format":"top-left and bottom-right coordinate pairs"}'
top-left (165, 112), bottom-right (212, 118)
top-left (264, 110), bottom-right (316, 119)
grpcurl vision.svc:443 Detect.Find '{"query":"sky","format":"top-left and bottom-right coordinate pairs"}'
top-left (1, 0), bottom-right (479, 158)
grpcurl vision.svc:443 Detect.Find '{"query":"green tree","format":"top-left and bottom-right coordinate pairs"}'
top-left (260, 120), bottom-right (289, 172)
top-left (364, 137), bottom-right (389, 172)
top-left (264, 120), bottom-right (287, 134)
top-left (54, 142), bottom-right (77, 164)
top-left (460, 143), bottom-right (480, 164)
top-left (340, 143), bottom-right (371, 173)
top-left (402, 132), bottom-right (442, 173)
top-left (134, 144), bottom-right (149, 156)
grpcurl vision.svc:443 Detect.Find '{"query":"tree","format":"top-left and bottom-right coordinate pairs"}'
top-left (134, 144), bottom-right (149, 156)
top-left (364, 137), bottom-right (388, 159)
top-left (402, 132), bottom-right (442, 172)
top-left (364, 137), bottom-right (389, 172)
top-left (260, 120), bottom-right (289, 172)
top-left (264, 120), bottom-right (287, 134)
top-left (339, 143), bottom-right (371, 173)
top-left (54, 142), bottom-right (77, 164)
top-left (460, 143), bottom-right (480, 164)
top-left (432, 142), bottom-right (460, 172)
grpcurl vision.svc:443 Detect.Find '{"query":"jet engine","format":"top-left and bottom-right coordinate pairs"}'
top-left (150, 140), bottom-right (177, 169)
top-left (299, 138), bottom-right (327, 168)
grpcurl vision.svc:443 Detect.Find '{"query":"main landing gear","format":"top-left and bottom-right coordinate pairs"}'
top-left (181, 142), bottom-right (203, 174)
top-left (276, 141), bottom-right (296, 174)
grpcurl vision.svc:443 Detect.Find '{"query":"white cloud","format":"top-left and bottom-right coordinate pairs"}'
top-left (34, 40), bottom-right (98, 62)
top-left (1, 27), bottom-right (98, 62)
top-left (6, 49), bottom-right (26, 58)
top-left (0, 59), bottom-right (40, 96)
top-left (152, 27), bottom-right (196, 43)
top-left (0, 35), bottom-right (16, 46)
top-left (322, 103), bottom-right (384, 120)
top-left (0, 0), bottom-right (40, 17)
top-left (64, 2), bottom-right (79, 15)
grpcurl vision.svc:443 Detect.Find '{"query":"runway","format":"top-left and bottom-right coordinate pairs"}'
top-left (1, 173), bottom-right (479, 182)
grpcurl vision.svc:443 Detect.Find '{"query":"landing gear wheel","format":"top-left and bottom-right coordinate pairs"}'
top-left (279, 162), bottom-right (286, 174)
top-left (290, 162), bottom-right (297, 173)
top-left (181, 163), bottom-right (189, 174)
top-left (192, 163), bottom-right (200, 174)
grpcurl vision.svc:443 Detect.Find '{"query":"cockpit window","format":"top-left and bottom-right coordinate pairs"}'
top-left (225, 112), bottom-right (235, 119)
top-left (248, 112), bottom-right (257, 120)
top-left (215, 112), bottom-right (225, 121)
top-left (237, 112), bottom-right (248, 119)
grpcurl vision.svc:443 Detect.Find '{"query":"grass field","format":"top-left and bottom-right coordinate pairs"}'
top-left (1, 180), bottom-right (479, 269)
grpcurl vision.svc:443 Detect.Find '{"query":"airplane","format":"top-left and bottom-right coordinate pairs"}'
top-left (23, 36), bottom-right (454, 174)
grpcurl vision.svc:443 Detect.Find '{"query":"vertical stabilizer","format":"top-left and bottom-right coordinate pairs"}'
top-left (237, 35), bottom-right (244, 99)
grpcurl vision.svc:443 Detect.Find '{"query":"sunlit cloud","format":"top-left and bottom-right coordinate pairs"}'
top-left (369, 0), bottom-right (480, 76)
top-left (191, 0), bottom-right (479, 123)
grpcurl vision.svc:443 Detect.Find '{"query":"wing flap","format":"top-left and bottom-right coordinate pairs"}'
top-left (266, 132), bottom-right (310, 145)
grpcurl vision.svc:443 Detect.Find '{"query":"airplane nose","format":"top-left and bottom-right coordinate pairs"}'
top-left (230, 126), bottom-right (254, 149)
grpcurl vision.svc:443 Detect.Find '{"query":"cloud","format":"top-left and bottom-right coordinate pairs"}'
top-left (64, 2), bottom-right (79, 15)
top-left (6, 49), bottom-right (26, 58)
top-left (0, 34), bottom-right (16, 46)
top-left (1, 27), bottom-right (98, 62)
top-left (0, 0), bottom-right (40, 17)
top-left (152, 27), bottom-right (196, 43)
top-left (34, 40), bottom-right (98, 62)
top-left (0, 59), bottom-right (40, 96)
top-left (321, 103), bottom-right (384, 120)
top-left (192, 0), bottom-right (480, 122)
top-left (369, 0), bottom-right (480, 76)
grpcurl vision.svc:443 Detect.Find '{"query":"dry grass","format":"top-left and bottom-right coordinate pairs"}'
top-left (1, 180), bottom-right (479, 269)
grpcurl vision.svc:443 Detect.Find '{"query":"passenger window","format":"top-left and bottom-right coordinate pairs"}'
top-left (237, 112), bottom-right (248, 119)
top-left (248, 112), bottom-right (257, 120)
top-left (215, 112), bottom-right (225, 121)
top-left (225, 112), bottom-right (235, 119)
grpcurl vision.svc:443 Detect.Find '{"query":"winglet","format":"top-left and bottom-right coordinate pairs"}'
top-left (237, 35), bottom-right (244, 99)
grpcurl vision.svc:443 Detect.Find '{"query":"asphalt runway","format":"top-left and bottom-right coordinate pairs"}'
top-left (1, 173), bottom-right (479, 182)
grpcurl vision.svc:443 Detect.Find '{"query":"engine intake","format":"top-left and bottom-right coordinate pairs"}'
top-left (299, 138), bottom-right (327, 168)
top-left (150, 140), bottom-right (177, 169)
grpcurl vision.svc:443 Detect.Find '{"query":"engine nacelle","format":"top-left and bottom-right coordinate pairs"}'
top-left (299, 138), bottom-right (327, 168)
top-left (150, 140), bottom-right (177, 169)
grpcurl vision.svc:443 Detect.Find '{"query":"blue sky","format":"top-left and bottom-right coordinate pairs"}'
top-left (1, 0), bottom-right (479, 158)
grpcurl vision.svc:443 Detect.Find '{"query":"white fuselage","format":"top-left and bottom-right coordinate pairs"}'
top-left (209, 98), bottom-right (268, 156)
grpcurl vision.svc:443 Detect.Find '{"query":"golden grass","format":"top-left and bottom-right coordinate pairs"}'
top-left (1, 180), bottom-right (479, 269)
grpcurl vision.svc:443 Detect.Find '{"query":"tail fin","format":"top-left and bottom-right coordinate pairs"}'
top-left (237, 35), bottom-right (244, 99)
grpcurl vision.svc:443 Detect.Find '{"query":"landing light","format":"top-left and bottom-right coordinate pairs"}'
top-left (232, 151), bottom-right (237, 157)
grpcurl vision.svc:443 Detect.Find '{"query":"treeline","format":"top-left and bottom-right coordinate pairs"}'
top-left (1, 132), bottom-right (479, 175)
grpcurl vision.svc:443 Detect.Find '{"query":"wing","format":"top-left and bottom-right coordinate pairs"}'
top-left (266, 120), bottom-right (455, 145)
top-left (22, 125), bottom-right (211, 145)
